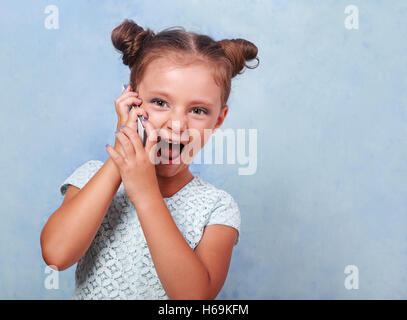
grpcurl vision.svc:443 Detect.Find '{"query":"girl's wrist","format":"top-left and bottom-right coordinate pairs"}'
top-left (130, 176), bottom-right (162, 210)
top-left (104, 156), bottom-right (123, 186)
top-left (132, 188), bottom-right (163, 215)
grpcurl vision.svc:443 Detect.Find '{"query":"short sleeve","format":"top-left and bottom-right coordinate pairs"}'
top-left (206, 190), bottom-right (241, 246)
top-left (59, 160), bottom-right (104, 196)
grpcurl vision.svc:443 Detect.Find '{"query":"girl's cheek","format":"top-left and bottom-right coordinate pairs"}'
top-left (143, 112), bottom-right (165, 132)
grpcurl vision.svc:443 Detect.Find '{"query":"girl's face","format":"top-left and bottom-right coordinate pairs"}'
top-left (136, 57), bottom-right (228, 178)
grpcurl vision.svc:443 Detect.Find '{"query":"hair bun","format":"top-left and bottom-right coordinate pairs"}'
top-left (111, 19), bottom-right (155, 68)
top-left (218, 38), bottom-right (259, 77)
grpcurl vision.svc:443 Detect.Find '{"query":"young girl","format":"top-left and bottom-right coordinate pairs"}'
top-left (40, 19), bottom-right (259, 300)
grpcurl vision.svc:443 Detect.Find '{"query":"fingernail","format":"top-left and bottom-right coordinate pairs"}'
top-left (143, 118), bottom-right (148, 122)
top-left (105, 144), bottom-right (110, 148)
top-left (123, 84), bottom-right (128, 90)
top-left (120, 126), bottom-right (125, 129)
top-left (114, 130), bottom-right (119, 134)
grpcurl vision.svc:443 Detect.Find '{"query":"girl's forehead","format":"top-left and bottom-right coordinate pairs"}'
top-left (146, 56), bottom-right (213, 74)
top-left (142, 59), bottom-right (219, 90)
top-left (139, 56), bottom-right (223, 106)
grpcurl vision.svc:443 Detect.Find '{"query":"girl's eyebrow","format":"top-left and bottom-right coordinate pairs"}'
top-left (149, 90), bottom-right (213, 107)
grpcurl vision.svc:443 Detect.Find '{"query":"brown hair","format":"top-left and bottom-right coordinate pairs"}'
top-left (111, 19), bottom-right (259, 108)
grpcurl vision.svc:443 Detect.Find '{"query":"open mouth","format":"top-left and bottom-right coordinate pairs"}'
top-left (156, 137), bottom-right (185, 164)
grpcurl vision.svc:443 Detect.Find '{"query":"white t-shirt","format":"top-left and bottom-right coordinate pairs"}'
top-left (59, 160), bottom-right (241, 300)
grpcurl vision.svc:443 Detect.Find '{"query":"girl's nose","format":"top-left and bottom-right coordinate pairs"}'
top-left (166, 114), bottom-right (187, 133)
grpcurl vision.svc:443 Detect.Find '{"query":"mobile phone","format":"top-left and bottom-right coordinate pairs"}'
top-left (122, 84), bottom-right (147, 147)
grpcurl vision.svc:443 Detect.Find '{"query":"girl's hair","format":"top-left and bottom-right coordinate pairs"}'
top-left (111, 19), bottom-right (259, 108)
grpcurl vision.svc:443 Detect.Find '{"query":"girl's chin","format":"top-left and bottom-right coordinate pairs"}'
top-left (155, 163), bottom-right (189, 179)
top-left (155, 160), bottom-right (183, 171)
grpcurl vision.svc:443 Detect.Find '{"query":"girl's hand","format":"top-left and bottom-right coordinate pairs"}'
top-left (106, 107), bottom-right (160, 206)
top-left (114, 84), bottom-right (148, 155)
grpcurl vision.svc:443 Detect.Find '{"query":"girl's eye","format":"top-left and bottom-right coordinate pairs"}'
top-left (151, 98), bottom-right (168, 108)
top-left (151, 98), bottom-right (209, 115)
top-left (191, 107), bottom-right (209, 115)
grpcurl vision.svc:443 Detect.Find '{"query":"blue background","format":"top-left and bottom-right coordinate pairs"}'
top-left (1, 0), bottom-right (406, 299)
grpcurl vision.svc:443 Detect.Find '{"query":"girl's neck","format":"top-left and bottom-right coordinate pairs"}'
top-left (156, 168), bottom-right (195, 198)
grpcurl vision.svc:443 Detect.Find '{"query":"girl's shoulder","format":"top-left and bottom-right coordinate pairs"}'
top-left (166, 175), bottom-right (241, 247)
top-left (185, 175), bottom-right (240, 211)
top-left (194, 176), bottom-right (237, 199)
top-left (191, 176), bottom-right (241, 246)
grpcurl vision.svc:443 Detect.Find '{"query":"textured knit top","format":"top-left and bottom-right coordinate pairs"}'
top-left (59, 160), bottom-right (241, 300)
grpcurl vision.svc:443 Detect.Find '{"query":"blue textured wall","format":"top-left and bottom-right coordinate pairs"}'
top-left (1, 0), bottom-right (406, 299)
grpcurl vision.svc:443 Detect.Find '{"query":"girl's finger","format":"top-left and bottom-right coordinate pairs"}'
top-left (125, 106), bottom-right (144, 132)
top-left (139, 108), bottom-right (149, 122)
top-left (114, 93), bottom-right (139, 131)
top-left (116, 92), bottom-right (139, 105)
top-left (141, 107), bottom-right (149, 120)
top-left (116, 85), bottom-right (138, 107)
top-left (123, 96), bottom-right (143, 118)
top-left (142, 120), bottom-right (158, 153)
top-left (120, 96), bottom-right (143, 109)
top-left (120, 123), bottom-right (143, 155)
top-left (114, 130), bottom-right (136, 162)
top-left (105, 144), bottom-right (126, 167)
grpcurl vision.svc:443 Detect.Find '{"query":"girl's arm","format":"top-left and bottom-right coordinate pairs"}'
top-left (133, 191), bottom-right (238, 300)
top-left (40, 157), bottom-right (122, 271)
top-left (41, 85), bottom-right (145, 271)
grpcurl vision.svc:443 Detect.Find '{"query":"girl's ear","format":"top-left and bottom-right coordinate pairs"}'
top-left (213, 105), bottom-right (229, 132)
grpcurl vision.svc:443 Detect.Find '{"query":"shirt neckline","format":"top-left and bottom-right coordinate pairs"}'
top-left (163, 175), bottom-right (199, 200)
